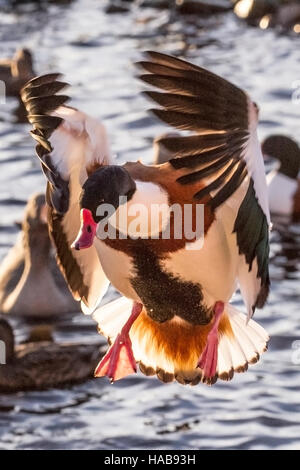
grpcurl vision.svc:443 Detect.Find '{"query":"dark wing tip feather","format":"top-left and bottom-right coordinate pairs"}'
top-left (21, 72), bottom-right (63, 90)
top-left (143, 50), bottom-right (200, 72)
top-left (21, 72), bottom-right (70, 165)
top-left (30, 130), bottom-right (52, 153)
top-left (234, 180), bottom-right (270, 309)
top-left (138, 52), bottom-right (249, 135)
top-left (24, 94), bottom-right (70, 115)
top-left (21, 73), bottom-right (72, 217)
top-left (27, 114), bottom-right (63, 130)
top-left (21, 80), bottom-right (69, 103)
top-left (140, 50), bottom-right (247, 96)
top-left (254, 282), bottom-right (270, 309)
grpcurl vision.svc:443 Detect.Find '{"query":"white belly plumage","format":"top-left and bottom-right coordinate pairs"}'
top-left (161, 217), bottom-right (238, 308)
top-left (95, 215), bottom-right (239, 311)
top-left (95, 240), bottom-right (139, 300)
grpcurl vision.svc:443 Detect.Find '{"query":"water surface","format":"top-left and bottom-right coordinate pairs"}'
top-left (0, 0), bottom-right (299, 450)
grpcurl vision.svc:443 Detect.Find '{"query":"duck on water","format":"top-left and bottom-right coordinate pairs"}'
top-left (0, 192), bottom-right (79, 317)
top-left (0, 318), bottom-right (105, 393)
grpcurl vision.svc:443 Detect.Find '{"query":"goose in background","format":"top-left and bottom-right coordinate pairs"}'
top-left (0, 48), bottom-right (35, 97)
top-left (0, 192), bottom-right (79, 317)
top-left (0, 318), bottom-right (105, 392)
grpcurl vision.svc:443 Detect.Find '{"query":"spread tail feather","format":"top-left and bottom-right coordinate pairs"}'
top-left (93, 297), bottom-right (269, 386)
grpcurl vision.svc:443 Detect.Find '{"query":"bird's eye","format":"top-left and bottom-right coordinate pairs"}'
top-left (87, 225), bottom-right (92, 233)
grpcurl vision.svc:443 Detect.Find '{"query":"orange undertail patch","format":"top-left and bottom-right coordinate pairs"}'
top-left (130, 309), bottom-right (234, 385)
top-left (93, 297), bottom-right (269, 386)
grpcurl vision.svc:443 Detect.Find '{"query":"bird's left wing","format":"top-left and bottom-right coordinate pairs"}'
top-left (137, 51), bottom-right (270, 317)
top-left (21, 74), bottom-right (111, 314)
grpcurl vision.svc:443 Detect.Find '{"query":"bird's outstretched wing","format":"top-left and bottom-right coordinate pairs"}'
top-left (137, 51), bottom-right (270, 316)
top-left (21, 74), bottom-right (111, 313)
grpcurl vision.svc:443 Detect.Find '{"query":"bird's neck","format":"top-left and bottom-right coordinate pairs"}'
top-left (22, 225), bottom-right (52, 271)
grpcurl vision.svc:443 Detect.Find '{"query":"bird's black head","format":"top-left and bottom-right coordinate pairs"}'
top-left (80, 165), bottom-right (136, 222)
top-left (262, 135), bottom-right (300, 180)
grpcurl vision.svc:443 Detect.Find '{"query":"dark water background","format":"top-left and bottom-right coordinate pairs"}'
top-left (0, 0), bottom-right (300, 450)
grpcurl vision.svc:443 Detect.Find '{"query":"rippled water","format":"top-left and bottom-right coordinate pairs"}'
top-left (0, 0), bottom-right (300, 450)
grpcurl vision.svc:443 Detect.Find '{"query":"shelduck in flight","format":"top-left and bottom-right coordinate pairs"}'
top-left (21, 52), bottom-right (270, 386)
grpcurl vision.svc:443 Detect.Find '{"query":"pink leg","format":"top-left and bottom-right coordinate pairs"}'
top-left (197, 301), bottom-right (224, 378)
top-left (94, 302), bottom-right (143, 383)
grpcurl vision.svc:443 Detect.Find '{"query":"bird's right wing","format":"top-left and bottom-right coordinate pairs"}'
top-left (21, 74), bottom-right (111, 314)
top-left (137, 51), bottom-right (270, 318)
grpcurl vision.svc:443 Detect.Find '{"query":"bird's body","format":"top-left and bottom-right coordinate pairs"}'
top-left (93, 161), bottom-right (239, 323)
top-left (21, 52), bottom-right (270, 385)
